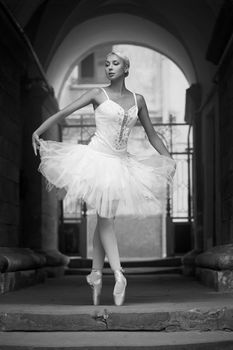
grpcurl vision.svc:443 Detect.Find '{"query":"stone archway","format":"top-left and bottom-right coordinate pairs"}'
top-left (46, 13), bottom-right (198, 98)
top-left (42, 12), bottom-right (202, 260)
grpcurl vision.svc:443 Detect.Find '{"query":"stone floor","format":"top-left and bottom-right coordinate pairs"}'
top-left (0, 270), bottom-right (233, 348)
top-left (0, 270), bottom-right (232, 310)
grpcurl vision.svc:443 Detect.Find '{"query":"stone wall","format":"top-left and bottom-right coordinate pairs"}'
top-left (218, 43), bottom-right (233, 244)
top-left (0, 6), bottom-right (68, 293)
top-left (0, 11), bottom-right (28, 247)
top-left (183, 3), bottom-right (233, 288)
top-left (0, 6), bottom-right (60, 251)
top-left (20, 79), bottom-right (59, 250)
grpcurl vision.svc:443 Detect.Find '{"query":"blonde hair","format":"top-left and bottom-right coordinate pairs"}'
top-left (106, 51), bottom-right (130, 77)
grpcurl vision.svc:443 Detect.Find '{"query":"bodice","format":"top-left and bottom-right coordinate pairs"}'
top-left (89, 88), bottom-right (138, 155)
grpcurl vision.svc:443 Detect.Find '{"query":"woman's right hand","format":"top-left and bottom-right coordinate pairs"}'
top-left (32, 132), bottom-right (41, 156)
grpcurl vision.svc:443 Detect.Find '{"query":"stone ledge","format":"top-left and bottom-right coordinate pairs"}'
top-left (195, 244), bottom-right (233, 270)
top-left (36, 249), bottom-right (70, 267)
top-left (0, 266), bottom-right (67, 294)
top-left (0, 248), bottom-right (69, 293)
top-left (0, 247), bottom-right (46, 272)
top-left (0, 248), bottom-right (69, 273)
top-left (0, 307), bottom-right (233, 332)
top-left (196, 267), bottom-right (233, 292)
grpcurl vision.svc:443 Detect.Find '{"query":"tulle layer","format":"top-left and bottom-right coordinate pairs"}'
top-left (38, 138), bottom-right (176, 218)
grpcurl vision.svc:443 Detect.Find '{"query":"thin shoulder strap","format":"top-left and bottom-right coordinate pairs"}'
top-left (101, 87), bottom-right (109, 100)
top-left (133, 92), bottom-right (138, 108)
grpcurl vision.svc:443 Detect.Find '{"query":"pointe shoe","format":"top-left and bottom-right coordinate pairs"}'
top-left (86, 269), bottom-right (102, 305)
top-left (113, 268), bottom-right (127, 306)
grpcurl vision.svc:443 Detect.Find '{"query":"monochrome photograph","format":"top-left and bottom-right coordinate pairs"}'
top-left (0, 0), bottom-right (233, 348)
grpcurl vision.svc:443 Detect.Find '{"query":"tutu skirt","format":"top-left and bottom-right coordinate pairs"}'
top-left (37, 137), bottom-right (176, 218)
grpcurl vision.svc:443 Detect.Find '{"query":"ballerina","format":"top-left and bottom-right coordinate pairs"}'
top-left (32, 51), bottom-right (176, 306)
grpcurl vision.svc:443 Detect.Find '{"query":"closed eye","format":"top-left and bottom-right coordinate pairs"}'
top-left (105, 60), bottom-right (120, 67)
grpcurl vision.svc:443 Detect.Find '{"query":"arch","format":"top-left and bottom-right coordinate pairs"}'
top-left (46, 13), bottom-right (197, 98)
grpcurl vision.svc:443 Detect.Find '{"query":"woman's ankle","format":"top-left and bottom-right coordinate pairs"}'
top-left (91, 268), bottom-right (103, 274)
top-left (113, 266), bottom-right (124, 273)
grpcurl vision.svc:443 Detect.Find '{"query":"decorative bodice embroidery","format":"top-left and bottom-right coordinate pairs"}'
top-left (114, 109), bottom-right (136, 150)
top-left (93, 88), bottom-right (138, 152)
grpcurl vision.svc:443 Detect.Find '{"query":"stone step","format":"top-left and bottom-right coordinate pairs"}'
top-left (68, 256), bottom-right (182, 269)
top-left (65, 266), bottom-right (182, 276)
top-left (0, 331), bottom-right (233, 349)
top-left (1, 274), bottom-right (233, 332)
top-left (0, 304), bottom-right (233, 332)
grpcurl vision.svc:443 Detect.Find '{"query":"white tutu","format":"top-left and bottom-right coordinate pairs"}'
top-left (37, 137), bottom-right (176, 218)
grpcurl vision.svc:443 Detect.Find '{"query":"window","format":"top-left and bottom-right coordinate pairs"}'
top-left (80, 53), bottom-right (94, 79)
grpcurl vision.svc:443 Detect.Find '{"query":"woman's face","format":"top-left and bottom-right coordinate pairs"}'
top-left (105, 54), bottom-right (126, 80)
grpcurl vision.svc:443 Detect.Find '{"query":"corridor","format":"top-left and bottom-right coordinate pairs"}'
top-left (1, 0), bottom-right (233, 347)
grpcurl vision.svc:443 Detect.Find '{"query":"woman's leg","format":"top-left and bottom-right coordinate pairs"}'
top-left (97, 214), bottom-right (121, 271)
top-left (92, 221), bottom-right (105, 270)
top-left (97, 215), bottom-right (127, 306)
top-left (87, 221), bottom-right (105, 305)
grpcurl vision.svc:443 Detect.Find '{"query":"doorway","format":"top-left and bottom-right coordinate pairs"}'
top-left (57, 44), bottom-right (191, 259)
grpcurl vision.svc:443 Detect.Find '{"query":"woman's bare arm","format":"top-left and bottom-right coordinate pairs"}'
top-left (137, 94), bottom-right (173, 159)
top-left (33, 88), bottom-right (100, 136)
top-left (32, 88), bottom-right (102, 155)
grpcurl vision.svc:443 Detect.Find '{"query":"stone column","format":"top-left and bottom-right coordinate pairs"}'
top-left (182, 85), bottom-right (203, 275)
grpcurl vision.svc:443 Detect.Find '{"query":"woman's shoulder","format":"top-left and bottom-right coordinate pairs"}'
top-left (85, 87), bottom-right (106, 101)
top-left (89, 87), bottom-right (104, 96)
top-left (134, 92), bottom-right (144, 99)
top-left (134, 93), bottom-right (146, 107)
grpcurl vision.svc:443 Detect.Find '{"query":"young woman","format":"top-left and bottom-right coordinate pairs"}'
top-left (32, 51), bottom-right (176, 307)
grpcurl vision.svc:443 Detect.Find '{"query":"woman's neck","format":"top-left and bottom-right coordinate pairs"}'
top-left (108, 78), bottom-right (127, 96)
